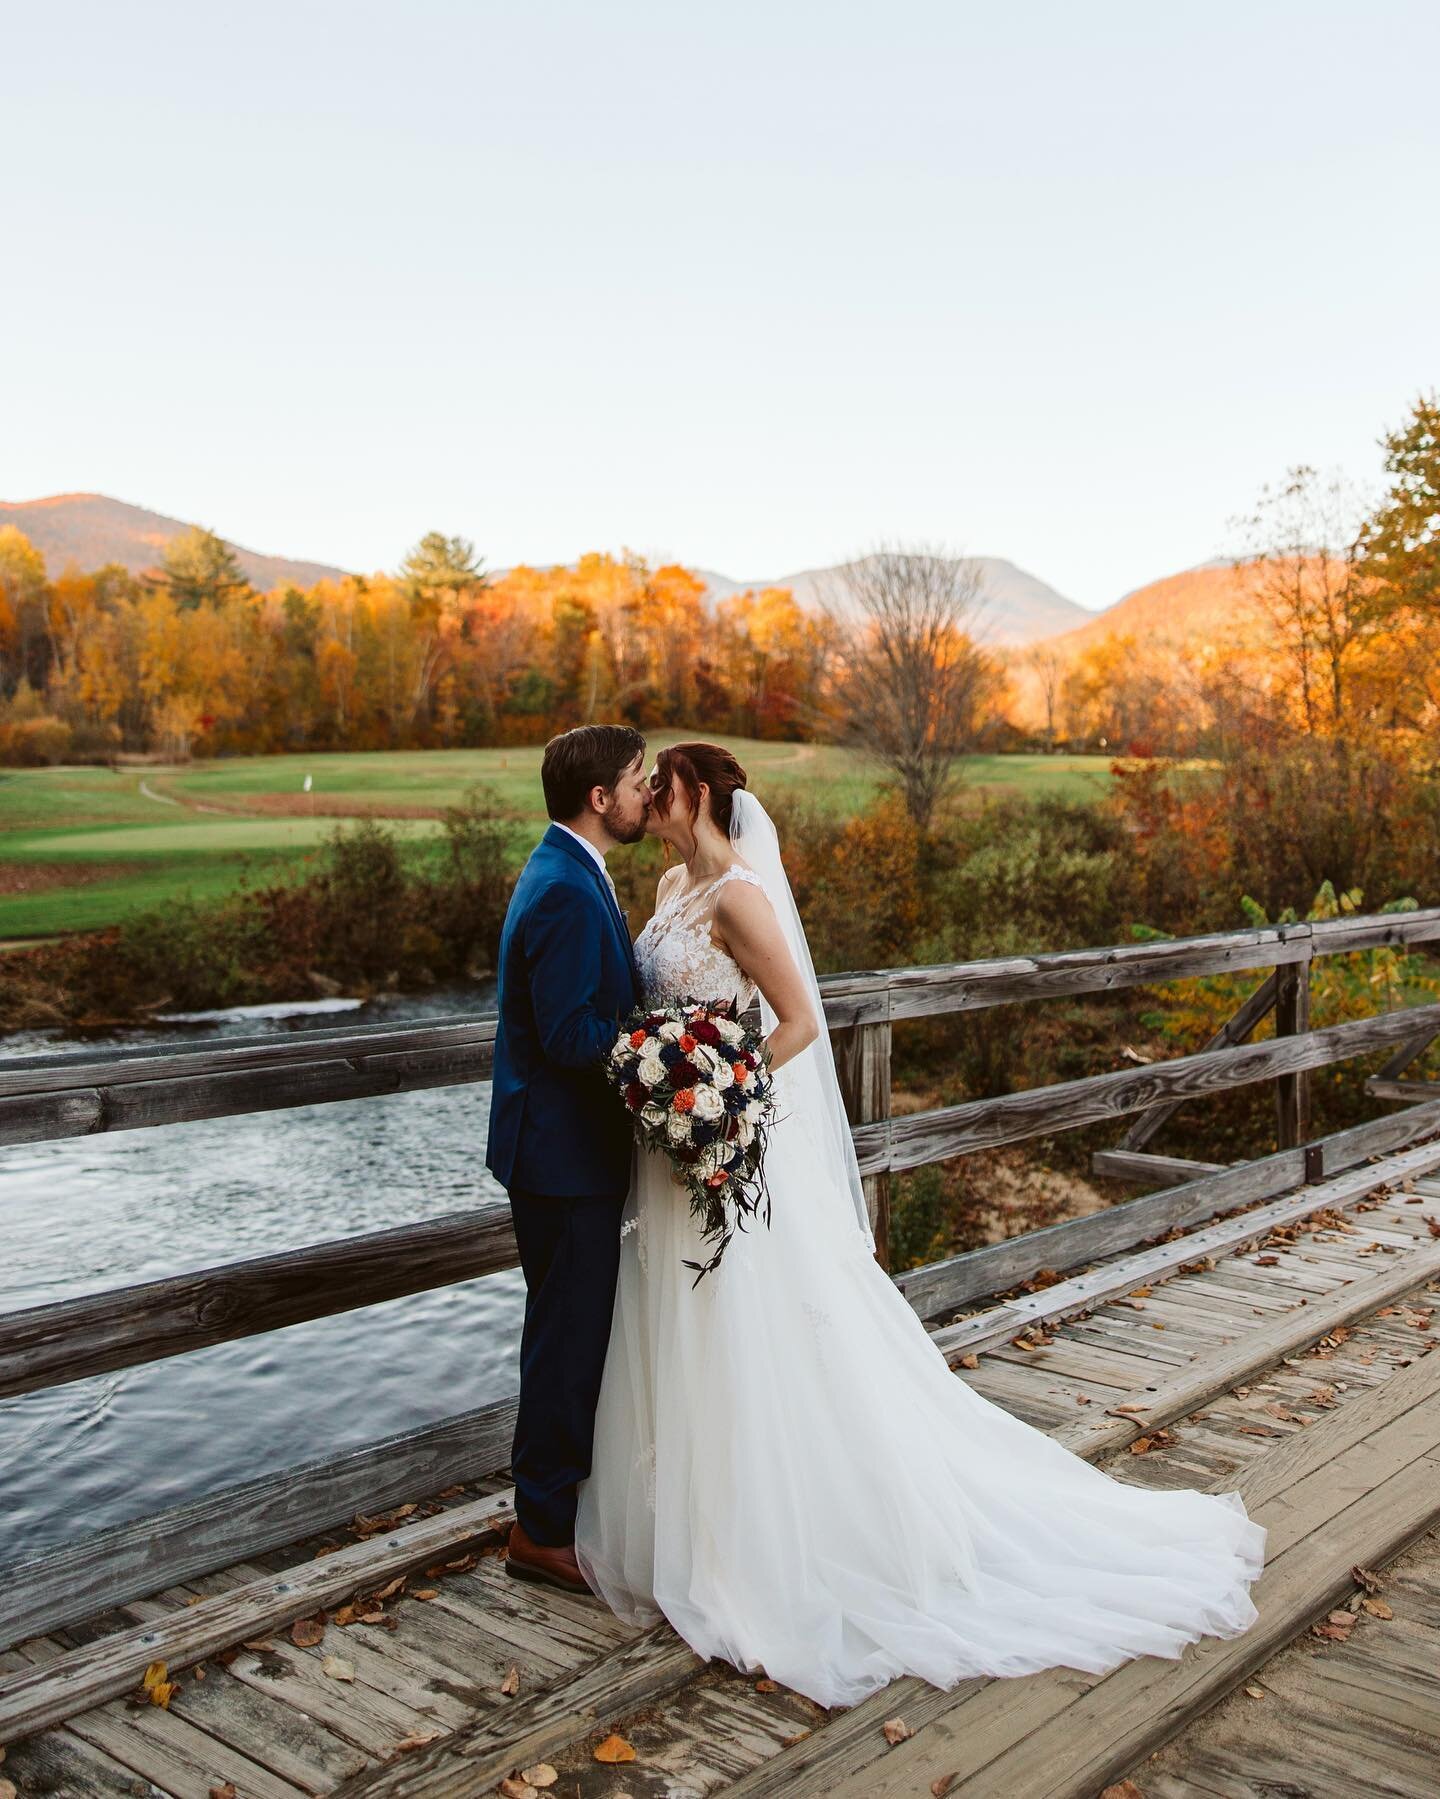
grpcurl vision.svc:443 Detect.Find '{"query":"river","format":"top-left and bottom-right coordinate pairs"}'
top-left (0, 983), bottom-right (524, 1570)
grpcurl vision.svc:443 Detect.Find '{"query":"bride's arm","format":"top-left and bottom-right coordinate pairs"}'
top-left (713, 882), bottom-right (819, 1073)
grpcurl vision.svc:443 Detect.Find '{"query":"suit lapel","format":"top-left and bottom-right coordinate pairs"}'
top-left (542, 825), bottom-right (640, 989)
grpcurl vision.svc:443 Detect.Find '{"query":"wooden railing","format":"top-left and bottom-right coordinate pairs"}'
top-left (4, 906), bottom-right (1440, 1646)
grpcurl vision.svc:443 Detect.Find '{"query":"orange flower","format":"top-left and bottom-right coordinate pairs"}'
top-left (672, 1088), bottom-right (696, 1112)
top-left (678, 1032), bottom-right (697, 1053)
top-left (732, 1062), bottom-right (749, 1083)
top-left (628, 1029), bottom-right (649, 1049)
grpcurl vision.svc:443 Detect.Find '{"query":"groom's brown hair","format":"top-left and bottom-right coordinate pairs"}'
top-left (541, 723), bottom-right (647, 821)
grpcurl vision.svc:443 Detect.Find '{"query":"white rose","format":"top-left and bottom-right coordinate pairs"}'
top-left (691, 1083), bottom-right (725, 1122)
top-left (715, 1018), bottom-right (745, 1046)
top-left (658, 1021), bottom-right (685, 1043)
top-left (666, 1108), bottom-right (693, 1144)
top-left (737, 1112), bottom-right (755, 1147)
top-left (711, 1058), bottom-right (734, 1090)
top-left (640, 1102), bottom-right (667, 1131)
top-left (609, 1038), bottom-right (632, 1064)
top-left (638, 1052), bottom-right (667, 1088)
top-left (696, 1142), bottom-right (726, 1177)
top-left (690, 1041), bottom-right (719, 1072)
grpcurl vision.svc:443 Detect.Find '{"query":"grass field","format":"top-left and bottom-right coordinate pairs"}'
top-left (0, 741), bottom-right (1115, 939)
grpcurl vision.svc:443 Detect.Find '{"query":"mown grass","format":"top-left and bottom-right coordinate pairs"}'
top-left (0, 744), bottom-right (1114, 938)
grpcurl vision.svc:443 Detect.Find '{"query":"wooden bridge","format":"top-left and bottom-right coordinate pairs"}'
top-left (3, 908), bottom-right (1440, 1797)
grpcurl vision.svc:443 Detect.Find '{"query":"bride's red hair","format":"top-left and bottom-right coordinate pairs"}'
top-left (651, 742), bottom-right (749, 836)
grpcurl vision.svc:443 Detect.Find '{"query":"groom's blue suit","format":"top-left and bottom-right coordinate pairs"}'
top-left (486, 823), bottom-right (640, 1546)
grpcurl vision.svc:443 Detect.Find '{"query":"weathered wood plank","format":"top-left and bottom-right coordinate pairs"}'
top-left (895, 1099), bottom-right (1440, 1321)
top-left (1051, 1251), bottom-right (1440, 1460)
top-left (1368, 1076), bottom-right (1440, 1103)
top-left (929, 1138), bottom-right (1440, 1366)
top-left (0, 1204), bottom-right (517, 1399)
top-left (0, 1014), bottom-right (500, 1098)
top-left (0, 1398), bottom-right (518, 1653)
top-left (0, 1716), bottom-right (170, 1795)
top-left (1090, 1149), bottom-right (1227, 1185)
top-left (833, 1012), bottom-right (893, 1266)
top-left (1273, 958), bottom-right (1312, 1150)
top-left (0, 1041), bottom-right (499, 1147)
top-left (332, 1624), bottom-right (706, 1797)
top-left (1115, 969), bottom-right (1279, 1156)
top-left (8, 1638), bottom-right (309, 1799)
top-left (0, 1490), bottom-right (516, 1741)
top-left (854, 1002), bottom-right (1440, 1174)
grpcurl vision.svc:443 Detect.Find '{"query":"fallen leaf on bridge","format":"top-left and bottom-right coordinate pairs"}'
top-left (594, 1733), bottom-right (637, 1763)
top-left (521, 1766), bottom-right (559, 1788)
top-left (390, 1731), bottom-right (446, 1754)
top-left (290, 1616), bottom-right (326, 1647)
top-left (1361, 1597), bottom-right (1394, 1619)
top-left (321, 1654), bottom-right (355, 1681)
top-left (882, 1717), bottom-right (911, 1744)
top-left (140, 1660), bottom-right (177, 1709)
top-left (500, 1665), bottom-right (520, 1695)
top-left (1100, 1783), bottom-right (1145, 1799)
top-left (931, 1776), bottom-right (959, 1797)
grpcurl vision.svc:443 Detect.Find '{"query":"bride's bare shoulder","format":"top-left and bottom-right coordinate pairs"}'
top-left (655, 863), bottom-right (685, 901)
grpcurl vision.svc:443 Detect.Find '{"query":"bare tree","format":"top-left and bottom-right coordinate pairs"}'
top-left (824, 542), bottom-right (1000, 829)
top-left (1024, 642), bottom-right (1066, 746)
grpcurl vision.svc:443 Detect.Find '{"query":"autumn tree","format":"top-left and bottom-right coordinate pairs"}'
top-left (1024, 643), bottom-right (1066, 746)
top-left (1232, 467), bottom-right (1368, 739)
top-left (158, 526), bottom-right (250, 610)
top-left (1356, 391), bottom-right (1439, 619)
top-left (0, 526), bottom-right (52, 695)
top-left (825, 544), bottom-right (1000, 830)
top-left (396, 532), bottom-right (489, 733)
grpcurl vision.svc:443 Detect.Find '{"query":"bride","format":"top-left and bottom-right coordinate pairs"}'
top-left (573, 740), bottom-right (1266, 1709)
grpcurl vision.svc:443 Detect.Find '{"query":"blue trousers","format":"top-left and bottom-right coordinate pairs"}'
top-left (507, 1185), bottom-right (626, 1546)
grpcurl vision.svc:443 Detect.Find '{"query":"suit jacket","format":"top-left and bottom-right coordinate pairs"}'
top-left (486, 823), bottom-right (641, 1198)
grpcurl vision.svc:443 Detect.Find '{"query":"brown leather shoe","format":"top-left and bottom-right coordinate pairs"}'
top-left (505, 1521), bottom-right (594, 1595)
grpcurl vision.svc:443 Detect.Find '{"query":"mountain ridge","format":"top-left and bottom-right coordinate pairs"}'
top-left (2, 492), bottom-right (1245, 655)
top-left (0, 493), bottom-right (349, 593)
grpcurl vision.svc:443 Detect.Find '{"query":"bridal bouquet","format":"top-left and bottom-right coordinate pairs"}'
top-left (604, 999), bottom-right (778, 1283)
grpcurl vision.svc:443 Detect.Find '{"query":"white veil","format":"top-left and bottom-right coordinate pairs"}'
top-left (728, 789), bottom-right (876, 1250)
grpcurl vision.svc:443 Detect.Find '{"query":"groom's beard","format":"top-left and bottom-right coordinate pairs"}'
top-left (603, 797), bottom-right (650, 845)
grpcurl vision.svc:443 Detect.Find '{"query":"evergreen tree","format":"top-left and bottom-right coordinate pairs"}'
top-left (159, 526), bottom-right (251, 610)
top-left (1357, 391), bottom-right (1440, 617)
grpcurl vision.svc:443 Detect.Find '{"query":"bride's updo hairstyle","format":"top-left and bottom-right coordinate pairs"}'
top-left (651, 741), bottom-right (749, 834)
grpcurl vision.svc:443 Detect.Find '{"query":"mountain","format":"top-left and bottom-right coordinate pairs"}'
top-left (698, 557), bottom-right (1092, 648)
top-left (0, 494), bottom-right (349, 591)
top-left (1, 492), bottom-right (1109, 650)
top-left (1033, 561), bottom-right (1258, 658)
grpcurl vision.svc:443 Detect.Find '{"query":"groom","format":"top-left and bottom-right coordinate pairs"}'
top-left (486, 723), bottom-right (651, 1593)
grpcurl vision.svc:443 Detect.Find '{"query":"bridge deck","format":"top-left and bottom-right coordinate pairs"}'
top-left (3, 1162), bottom-right (1438, 1799)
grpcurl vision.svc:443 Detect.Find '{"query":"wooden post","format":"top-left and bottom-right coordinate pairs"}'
top-left (1274, 952), bottom-right (1312, 1150)
top-left (835, 1012), bottom-right (893, 1269)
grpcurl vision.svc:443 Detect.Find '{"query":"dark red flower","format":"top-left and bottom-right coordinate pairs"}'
top-left (625, 1081), bottom-right (647, 1110)
top-left (668, 1058), bottom-right (703, 1088)
top-left (690, 1020), bottom-right (723, 1046)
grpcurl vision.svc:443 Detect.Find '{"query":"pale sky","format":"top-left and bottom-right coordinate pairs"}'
top-left (3, 1), bottom-right (1436, 610)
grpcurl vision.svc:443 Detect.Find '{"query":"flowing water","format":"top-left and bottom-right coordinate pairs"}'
top-left (0, 984), bottom-right (524, 1569)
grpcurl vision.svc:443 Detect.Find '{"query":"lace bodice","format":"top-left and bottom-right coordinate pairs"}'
top-left (633, 863), bottom-right (766, 1011)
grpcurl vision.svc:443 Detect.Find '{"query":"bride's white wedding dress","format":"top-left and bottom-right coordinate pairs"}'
top-left (574, 813), bottom-right (1266, 1710)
